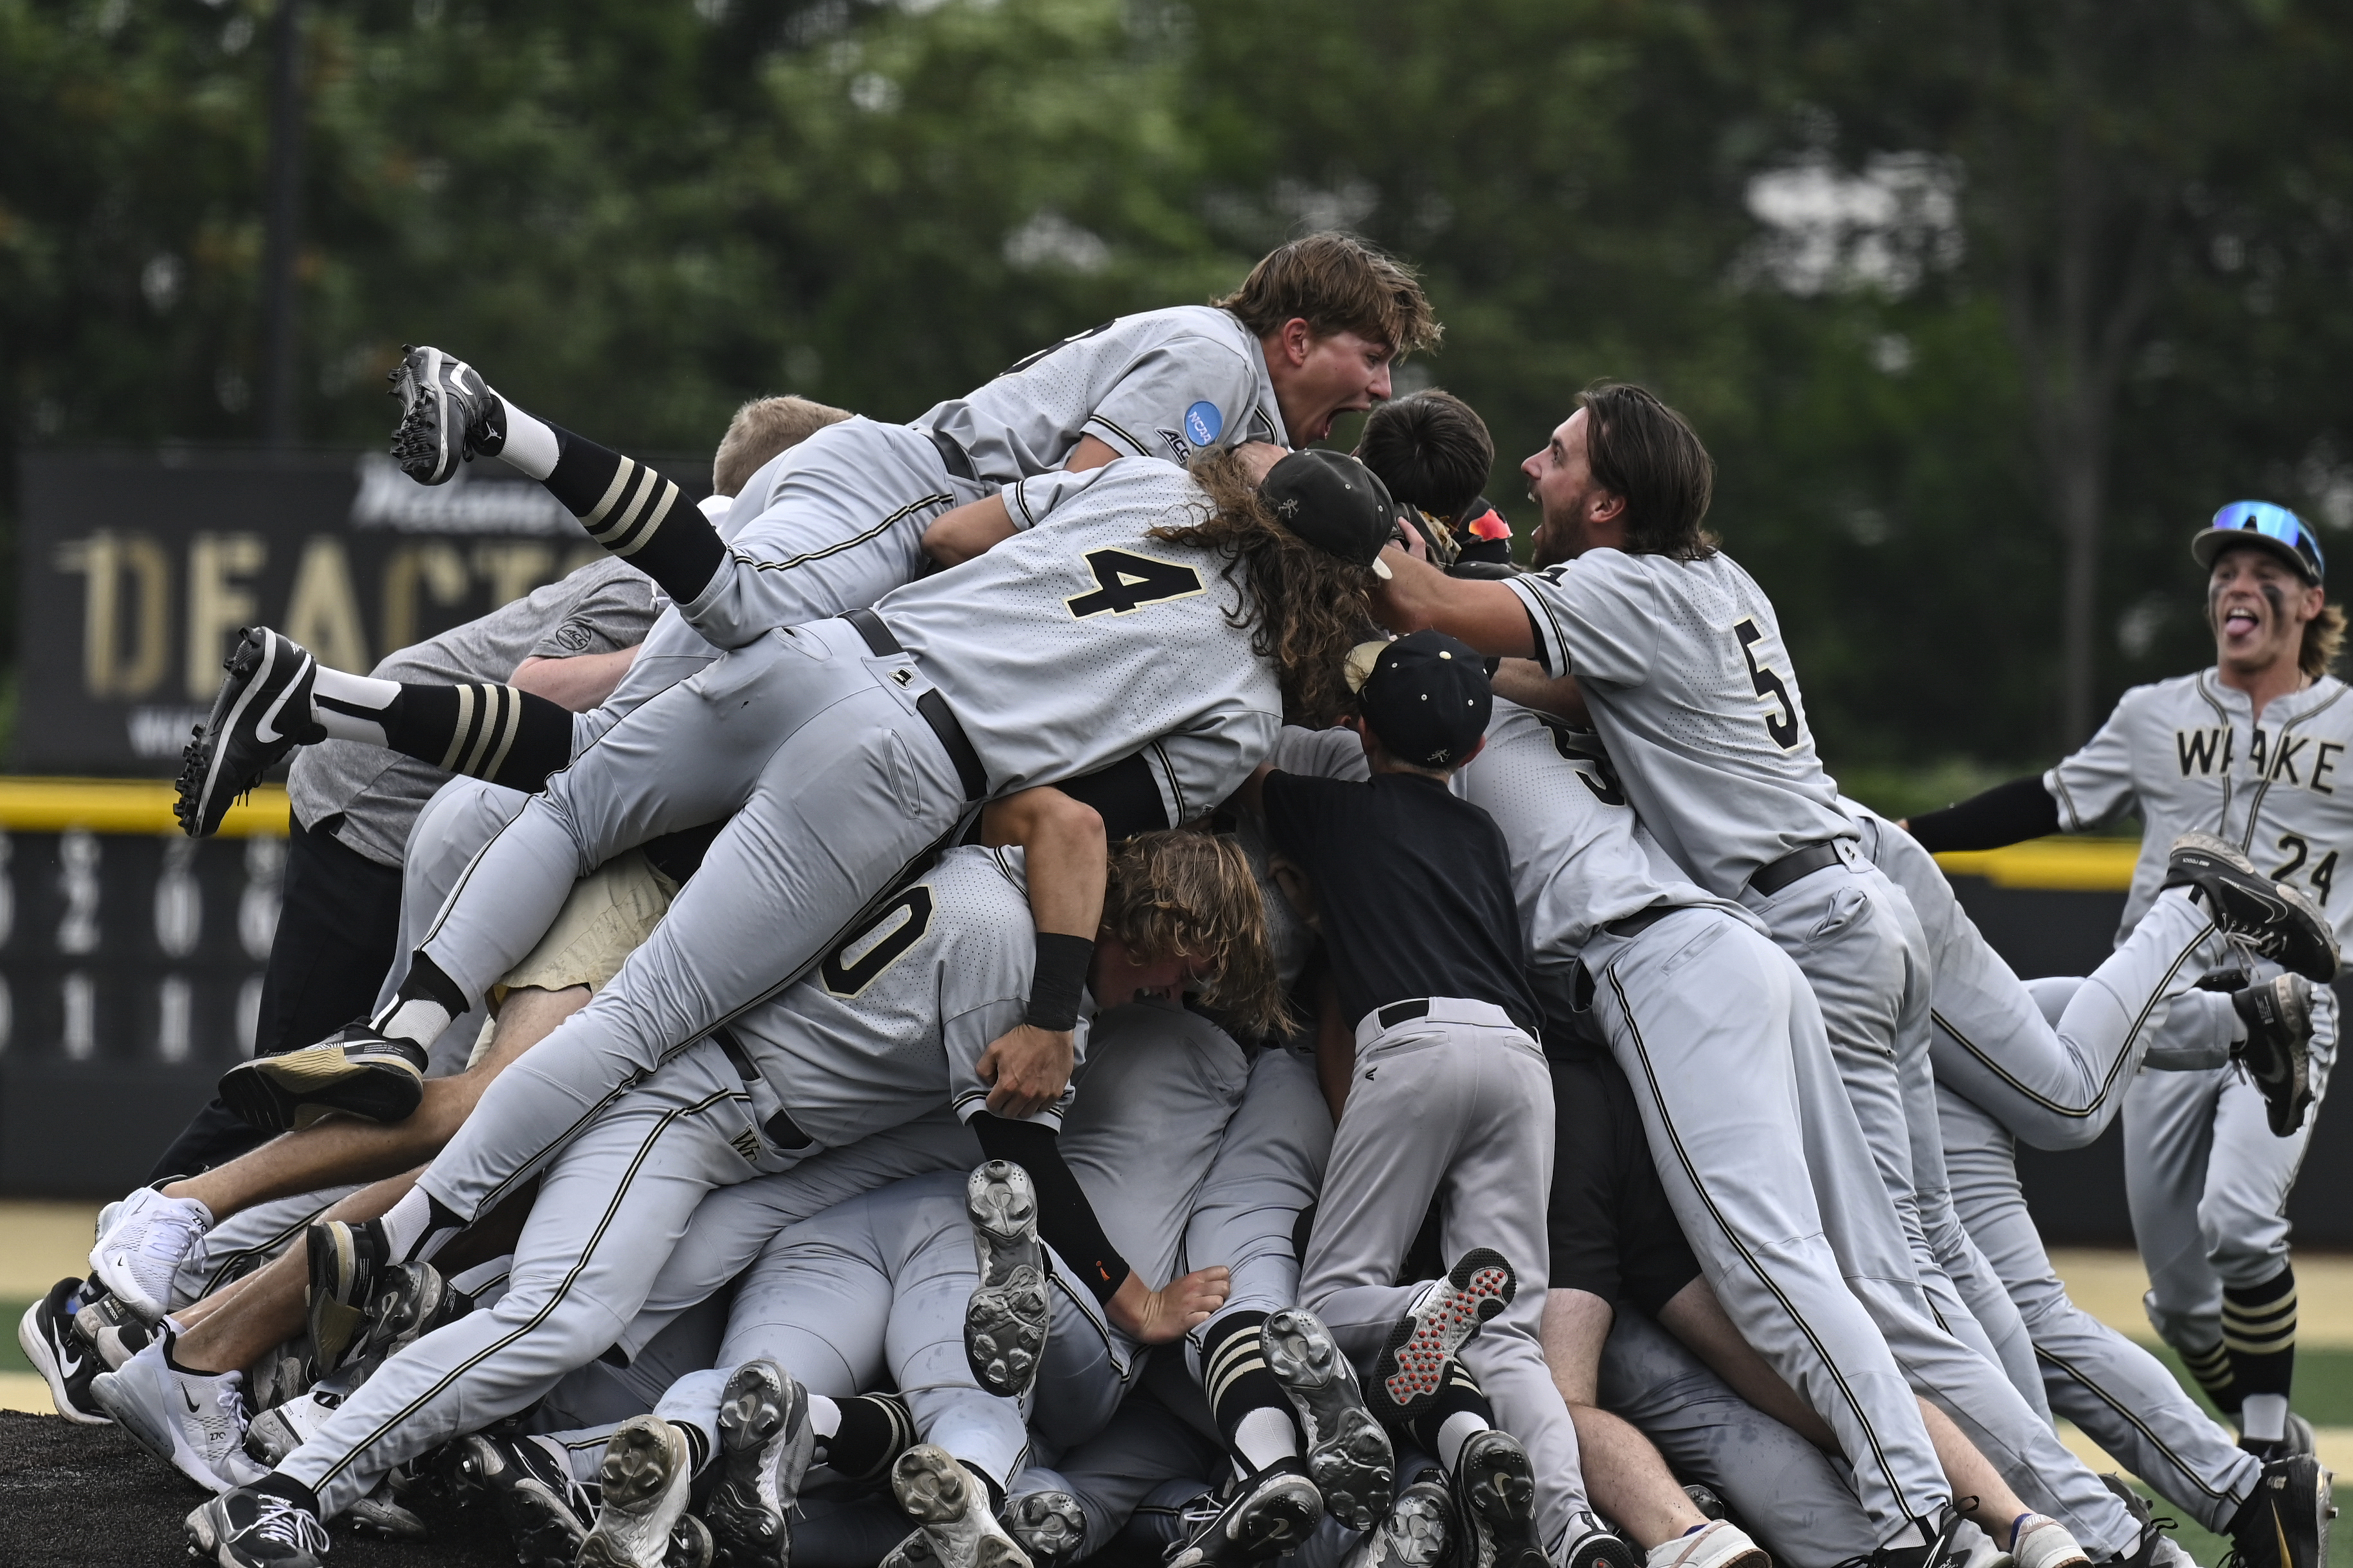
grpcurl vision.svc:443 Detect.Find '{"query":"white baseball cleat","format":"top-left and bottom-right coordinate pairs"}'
top-left (578, 1414), bottom-right (712, 1568)
top-left (890, 1443), bottom-right (1032, 1568)
top-left (1643, 1519), bottom-right (1769, 1568)
top-left (87, 1185), bottom-right (211, 1322)
top-left (91, 1337), bottom-right (267, 1493)
top-left (2008, 1514), bottom-right (2089, 1568)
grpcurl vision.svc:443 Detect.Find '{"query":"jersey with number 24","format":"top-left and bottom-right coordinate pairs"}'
top-left (2046, 669), bottom-right (2353, 955)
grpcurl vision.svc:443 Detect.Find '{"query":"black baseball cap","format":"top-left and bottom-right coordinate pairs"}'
top-left (1261, 449), bottom-right (1398, 579)
top-left (1356, 629), bottom-right (1492, 770)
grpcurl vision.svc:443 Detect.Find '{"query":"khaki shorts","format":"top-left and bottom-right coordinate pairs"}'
top-left (464, 849), bottom-right (677, 1069)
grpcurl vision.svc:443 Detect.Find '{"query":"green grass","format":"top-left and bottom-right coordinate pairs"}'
top-left (3, 1299), bottom-right (32, 1375)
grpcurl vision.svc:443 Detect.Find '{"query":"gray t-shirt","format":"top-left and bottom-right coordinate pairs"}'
top-left (287, 558), bottom-right (660, 866)
top-left (1504, 549), bottom-right (1854, 898)
top-left (920, 305), bottom-right (1288, 485)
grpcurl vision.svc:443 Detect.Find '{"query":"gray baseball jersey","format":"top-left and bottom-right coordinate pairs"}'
top-left (922, 305), bottom-right (1288, 483)
top-left (2046, 669), bottom-right (2353, 950)
top-left (874, 458), bottom-right (1283, 800)
top-left (1503, 550), bottom-right (1854, 897)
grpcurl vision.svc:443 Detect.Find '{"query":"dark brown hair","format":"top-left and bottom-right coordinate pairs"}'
top-left (712, 395), bottom-right (852, 496)
top-left (1214, 233), bottom-right (1442, 358)
top-left (1153, 447), bottom-right (1378, 728)
top-left (1102, 830), bottom-right (1283, 1036)
top-left (1580, 381), bottom-right (1717, 561)
top-left (1357, 390), bottom-right (1493, 521)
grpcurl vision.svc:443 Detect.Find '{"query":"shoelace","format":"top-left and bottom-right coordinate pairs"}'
top-left (248, 1493), bottom-right (331, 1553)
top-left (144, 1200), bottom-right (208, 1260)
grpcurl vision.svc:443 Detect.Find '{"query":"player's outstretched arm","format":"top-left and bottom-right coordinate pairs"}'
top-left (1373, 546), bottom-right (1536, 656)
top-left (511, 644), bottom-right (640, 711)
top-left (1490, 659), bottom-right (1590, 723)
top-left (1112, 1263), bottom-right (1232, 1344)
top-left (1902, 775), bottom-right (2062, 852)
top-left (923, 494), bottom-right (1019, 566)
top-left (975, 787), bottom-right (1108, 1117)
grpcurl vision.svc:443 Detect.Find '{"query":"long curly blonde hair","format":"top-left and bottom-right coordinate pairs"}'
top-left (1102, 830), bottom-right (1285, 1038)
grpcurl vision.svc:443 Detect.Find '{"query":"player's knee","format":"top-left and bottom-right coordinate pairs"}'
top-left (2197, 1201), bottom-right (2285, 1281)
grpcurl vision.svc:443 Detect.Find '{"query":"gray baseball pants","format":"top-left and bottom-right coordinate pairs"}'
top-left (1938, 1083), bottom-right (2260, 1533)
top-left (1299, 1000), bottom-right (1590, 1558)
top-left (1747, 852), bottom-right (2143, 1556)
top-left (413, 616), bottom-right (972, 1221)
top-left (1581, 906), bottom-right (1944, 1537)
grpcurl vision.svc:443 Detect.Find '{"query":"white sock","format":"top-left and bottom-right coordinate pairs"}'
top-left (379, 1188), bottom-right (435, 1262)
top-left (809, 1394), bottom-right (842, 1441)
top-left (2242, 1392), bottom-right (2289, 1444)
top-left (1231, 1407), bottom-right (1302, 1474)
top-left (309, 666), bottom-right (404, 744)
top-left (1434, 1412), bottom-right (1488, 1475)
top-left (498, 401), bottom-right (561, 480)
top-left (375, 996), bottom-right (455, 1050)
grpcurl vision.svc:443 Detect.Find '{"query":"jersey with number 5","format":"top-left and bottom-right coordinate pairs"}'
top-left (1503, 549), bottom-right (1852, 898)
top-left (870, 460), bottom-right (1283, 801)
top-left (2046, 669), bottom-right (2353, 954)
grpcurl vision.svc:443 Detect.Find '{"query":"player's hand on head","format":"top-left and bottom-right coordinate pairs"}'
top-left (978, 1023), bottom-right (1076, 1117)
top-left (1111, 1265), bottom-right (1232, 1344)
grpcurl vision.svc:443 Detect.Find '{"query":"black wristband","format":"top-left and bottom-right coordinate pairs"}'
top-left (1025, 932), bottom-right (1095, 1032)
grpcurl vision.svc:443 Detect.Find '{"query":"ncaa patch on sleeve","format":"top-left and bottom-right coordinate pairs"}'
top-left (1184, 401), bottom-right (1223, 447)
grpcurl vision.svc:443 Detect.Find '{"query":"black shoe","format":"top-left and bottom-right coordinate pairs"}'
top-left (707, 1358), bottom-right (815, 1568)
top-left (2228, 1452), bottom-right (2335, 1568)
top-left (17, 1279), bottom-right (109, 1424)
top-left (357, 1261), bottom-right (471, 1364)
top-left (220, 1023), bottom-right (430, 1133)
top-left (307, 1218), bottom-right (392, 1375)
top-left (1166, 1461), bottom-right (1324, 1568)
top-left (964, 1160), bottom-right (1050, 1398)
top-left (1452, 1431), bottom-right (1552, 1568)
top-left (2163, 834), bottom-right (2341, 982)
top-left (389, 344), bottom-right (507, 485)
top-left (1370, 1248), bottom-right (1516, 1422)
top-left (1342, 1479), bottom-right (1455, 1568)
top-left (176, 627), bottom-right (323, 838)
top-left (186, 1486), bottom-right (332, 1568)
top-left (1263, 1306), bottom-right (1393, 1532)
top-left (2234, 975), bottom-right (2318, 1136)
top-left (454, 1432), bottom-right (597, 1568)
top-left (1007, 1490), bottom-right (1089, 1568)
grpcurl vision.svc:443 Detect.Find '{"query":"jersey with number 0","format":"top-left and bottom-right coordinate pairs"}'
top-left (873, 460), bottom-right (1283, 802)
top-left (726, 845), bottom-right (1079, 1147)
top-left (920, 306), bottom-right (1288, 485)
top-left (1504, 550), bottom-right (1852, 898)
top-left (2045, 669), bottom-right (2353, 951)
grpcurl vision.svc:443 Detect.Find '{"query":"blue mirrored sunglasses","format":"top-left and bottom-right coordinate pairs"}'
top-left (2210, 500), bottom-right (2324, 580)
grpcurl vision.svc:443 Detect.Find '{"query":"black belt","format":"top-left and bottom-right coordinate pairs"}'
top-left (923, 426), bottom-right (979, 484)
top-left (711, 1025), bottom-right (815, 1151)
top-left (842, 608), bottom-right (988, 800)
top-left (1601, 903), bottom-right (1680, 939)
top-left (1749, 839), bottom-right (1846, 898)
top-left (1376, 998), bottom-right (1430, 1028)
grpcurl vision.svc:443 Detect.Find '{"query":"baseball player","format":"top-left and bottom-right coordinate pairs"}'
top-left (1353, 390), bottom-right (1515, 570)
top-left (1364, 385), bottom-right (2337, 1567)
top-left (186, 832), bottom-right (1269, 1567)
top-left (1907, 500), bottom-right (2348, 1461)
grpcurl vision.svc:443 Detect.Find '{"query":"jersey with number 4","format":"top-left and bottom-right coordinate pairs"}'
top-left (872, 460), bottom-right (1283, 803)
top-left (1504, 549), bottom-right (1852, 899)
top-left (920, 305), bottom-right (1289, 485)
top-left (2045, 669), bottom-right (2353, 952)
top-left (726, 845), bottom-right (1079, 1148)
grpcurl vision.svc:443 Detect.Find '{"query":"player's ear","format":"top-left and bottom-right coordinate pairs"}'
top-left (1279, 318), bottom-right (1313, 366)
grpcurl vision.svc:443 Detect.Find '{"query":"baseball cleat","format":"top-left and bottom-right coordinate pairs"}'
top-left (219, 1023), bottom-right (429, 1133)
top-left (1453, 1431), bottom-right (1555, 1568)
top-left (1262, 1306), bottom-right (1394, 1531)
top-left (243, 1387), bottom-right (341, 1468)
top-left (890, 1443), bottom-right (1034, 1568)
top-left (1005, 1490), bottom-right (1088, 1568)
top-left (349, 1476), bottom-right (429, 1539)
top-left (1643, 1518), bottom-right (1768, 1568)
top-left (1342, 1479), bottom-right (1455, 1568)
top-left (1369, 1248), bottom-right (1515, 1421)
top-left (2283, 1412), bottom-right (2320, 1457)
top-left (389, 344), bottom-right (508, 485)
top-left (964, 1160), bottom-right (1050, 1398)
top-left (2228, 1452), bottom-right (2335, 1568)
top-left (18, 1278), bottom-right (110, 1423)
top-left (92, 1337), bottom-right (267, 1493)
top-left (305, 1218), bottom-right (392, 1376)
top-left (355, 1259), bottom-right (470, 1364)
top-left (580, 1416), bottom-right (713, 1568)
top-left (185, 1486), bottom-right (332, 1567)
top-left (2006, 1515), bottom-right (2087, 1568)
top-left (2162, 833), bottom-right (2341, 982)
top-left (89, 1184), bottom-right (213, 1322)
top-left (176, 627), bottom-right (324, 838)
top-left (453, 1432), bottom-right (597, 1568)
top-left (2234, 974), bottom-right (2318, 1135)
top-left (707, 1357), bottom-right (816, 1568)
top-left (1165, 1460), bottom-right (1324, 1568)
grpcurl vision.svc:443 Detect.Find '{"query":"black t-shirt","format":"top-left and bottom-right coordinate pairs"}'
top-left (1261, 770), bottom-right (1541, 1035)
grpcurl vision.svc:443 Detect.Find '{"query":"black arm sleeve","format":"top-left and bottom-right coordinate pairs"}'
top-left (1904, 775), bottom-right (2062, 854)
top-left (969, 1112), bottom-right (1131, 1306)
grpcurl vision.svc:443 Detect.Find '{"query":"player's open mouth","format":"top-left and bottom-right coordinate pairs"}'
top-left (2224, 608), bottom-right (2262, 634)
